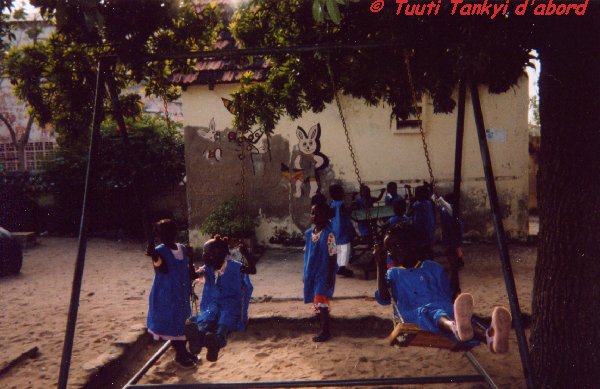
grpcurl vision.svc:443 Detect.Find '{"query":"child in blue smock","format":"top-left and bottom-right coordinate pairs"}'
top-left (146, 219), bottom-right (196, 368)
top-left (329, 184), bottom-right (355, 277)
top-left (186, 235), bottom-right (256, 362)
top-left (353, 184), bottom-right (385, 240)
top-left (384, 182), bottom-right (404, 206)
top-left (304, 202), bottom-right (338, 342)
top-left (374, 224), bottom-right (512, 354)
top-left (410, 184), bottom-right (436, 254)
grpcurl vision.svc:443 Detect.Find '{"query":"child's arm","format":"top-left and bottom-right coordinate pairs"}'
top-left (373, 188), bottom-right (385, 202)
top-left (238, 242), bottom-right (257, 275)
top-left (374, 244), bottom-right (391, 302)
top-left (146, 243), bottom-right (168, 273)
top-left (327, 233), bottom-right (337, 287)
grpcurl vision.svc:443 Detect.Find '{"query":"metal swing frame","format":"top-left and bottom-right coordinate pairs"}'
top-left (56, 42), bottom-right (534, 389)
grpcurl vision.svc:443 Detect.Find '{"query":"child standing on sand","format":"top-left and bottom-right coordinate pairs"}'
top-left (303, 203), bottom-right (338, 342)
top-left (146, 219), bottom-right (197, 368)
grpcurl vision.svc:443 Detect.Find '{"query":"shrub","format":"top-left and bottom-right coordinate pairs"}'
top-left (200, 198), bottom-right (257, 238)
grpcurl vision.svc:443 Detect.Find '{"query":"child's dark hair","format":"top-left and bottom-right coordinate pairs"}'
top-left (386, 223), bottom-right (426, 255)
top-left (312, 202), bottom-right (334, 219)
top-left (310, 192), bottom-right (327, 206)
top-left (360, 184), bottom-right (371, 197)
top-left (393, 199), bottom-right (406, 217)
top-left (387, 182), bottom-right (397, 192)
top-left (329, 184), bottom-right (344, 201)
top-left (414, 184), bottom-right (432, 201)
top-left (155, 219), bottom-right (177, 243)
top-left (203, 234), bottom-right (230, 266)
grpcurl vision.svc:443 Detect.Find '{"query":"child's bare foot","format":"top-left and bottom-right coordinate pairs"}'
top-left (487, 306), bottom-right (512, 354)
top-left (453, 293), bottom-right (474, 341)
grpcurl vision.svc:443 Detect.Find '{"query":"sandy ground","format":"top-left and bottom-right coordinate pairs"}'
top-left (0, 238), bottom-right (536, 389)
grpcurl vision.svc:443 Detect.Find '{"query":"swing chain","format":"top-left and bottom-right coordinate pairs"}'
top-left (326, 58), bottom-right (362, 187)
top-left (326, 55), bottom-right (377, 240)
top-left (404, 50), bottom-right (435, 191)
top-left (237, 104), bottom-right (247, 214)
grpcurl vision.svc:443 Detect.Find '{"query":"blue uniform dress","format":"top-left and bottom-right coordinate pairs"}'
top-left (303, 224), bottom-right (337, 307)
top-left (192, 259), bottom-right (250, 332)
top-left (189, 258), bottom-right (252, 348)
top-left (330, 200), bottom-right (355, 245)
top-left (440, 208), bottom-right (463, 249)
top-left (385, 194), bottom-right (404, 206)
top-left (411, 200), bottom-right (436, 246)
top-left (355, 198), bottom-right (372, 237)
top-left (375, 260), bottom-right (454, 334)
top-left (147, 243), bottom-right (191, 340)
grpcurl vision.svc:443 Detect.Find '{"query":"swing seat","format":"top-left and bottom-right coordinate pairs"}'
top-left (387, 322), bottom-right (476, 352)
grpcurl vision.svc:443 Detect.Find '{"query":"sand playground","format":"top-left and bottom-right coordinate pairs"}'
top-left (0, 237), bottom-right (535, 388)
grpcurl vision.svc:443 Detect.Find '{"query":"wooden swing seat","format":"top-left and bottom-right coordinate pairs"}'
top-left (387, 322), bottom-right (476, 352)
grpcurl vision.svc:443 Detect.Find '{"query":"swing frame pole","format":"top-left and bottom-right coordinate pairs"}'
top-left (469, 82), bottom-right (534, 389)
top-left (57, 58), bottom-right (108, 389)
top-left (452, 81), bottom-right (466, 217)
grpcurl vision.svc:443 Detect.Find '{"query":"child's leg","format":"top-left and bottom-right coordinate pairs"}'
top-left (185, 319), bottom-right (212, 355)
top-left (171, 340), bottom-right (196, 368)
top-left (436, 293), bottom-right (474, 341)
top-left (336, 243), bottom-right (354, 277)
top-left (204, 324), bottom-right (230, 362)
top-left (313, 295), bottom-right (332, 342)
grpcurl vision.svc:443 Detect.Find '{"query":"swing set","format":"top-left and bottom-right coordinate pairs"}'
top-left (56, 40), bottom-right (534, 389)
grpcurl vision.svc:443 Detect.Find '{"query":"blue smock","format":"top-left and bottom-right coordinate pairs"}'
top-left (385, 194), bottom-right (404, 206)
top-left (375, 260), bottom-right (454, 333)
top-left (303, 224), bottom-right (338, 303)
top-left (191, 259), bottom-right (251, 332)
top-left (440, 208), bottom-right (463, 248)
top-left (330, 199), bottom-right (355, 245)
top-left (147, 244), bottom-right (192, 337)
top-left (412, 200), bottom-right (436, 245)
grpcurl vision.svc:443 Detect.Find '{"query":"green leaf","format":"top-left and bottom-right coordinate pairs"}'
top-left (312, 0), bottom-right (324, 23)
top-left (325, 0), bottom-right (341, 25)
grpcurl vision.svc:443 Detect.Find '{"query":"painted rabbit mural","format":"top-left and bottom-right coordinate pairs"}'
top-left (281, 123), bottom-right (329, 198)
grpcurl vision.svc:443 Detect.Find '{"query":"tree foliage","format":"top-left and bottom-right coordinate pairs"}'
top-left (41, 114), bottom-right (185, 235)
top-left (229, 0), bottom-right (534, 134)
top-left (6, 0), bottom-right (221, 148)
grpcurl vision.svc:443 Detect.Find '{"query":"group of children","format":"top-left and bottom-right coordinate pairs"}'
top-left (146, 182), bottom-right (511, 368)
top-left (146, 219), bottom-right (256, 368)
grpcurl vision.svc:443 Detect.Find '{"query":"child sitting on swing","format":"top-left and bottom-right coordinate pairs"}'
top-left (186, 235), bottom-right (256, 362)
top-left (353, 184), bottom-right (385, 241)
top-left (374, 224), bottom-right (512, 354)
top-left (146, 219), bottom-right (197, 368)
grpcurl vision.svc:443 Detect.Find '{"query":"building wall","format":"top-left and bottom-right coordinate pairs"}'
top-left (183, 77), bottom-right (529, 247)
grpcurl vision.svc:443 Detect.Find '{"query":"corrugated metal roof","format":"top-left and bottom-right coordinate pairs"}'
top-left (172, 0), bottom-right (269, 87)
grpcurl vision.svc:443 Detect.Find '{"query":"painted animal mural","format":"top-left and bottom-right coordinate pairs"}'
top-left (281, 123), bottom-right (329, 198)
top-left (221, 98), bottom-right (272, 175)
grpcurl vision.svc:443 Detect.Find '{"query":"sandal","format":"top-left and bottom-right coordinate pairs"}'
top-left (487, 306), bottom-right (511, 354)
top-left (453, 293), bottom-right (474, 341)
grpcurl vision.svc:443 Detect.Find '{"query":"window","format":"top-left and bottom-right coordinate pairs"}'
top-left (391, 95), bottom-right (429, 135)
top-left (0, 141), bottom-right (57, 172)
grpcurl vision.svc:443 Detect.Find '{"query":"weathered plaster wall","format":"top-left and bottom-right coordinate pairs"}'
top-left (183, 77), bottom-right (529, 247)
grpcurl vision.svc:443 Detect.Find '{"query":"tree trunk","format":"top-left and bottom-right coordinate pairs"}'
top-left (532, 13), bottom-right (600, 388)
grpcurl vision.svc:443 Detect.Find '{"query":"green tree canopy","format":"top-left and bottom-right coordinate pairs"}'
top-left (6, 0), bottom-right (221, 148)
top-left (229, 0), bottom-right (533, 134)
